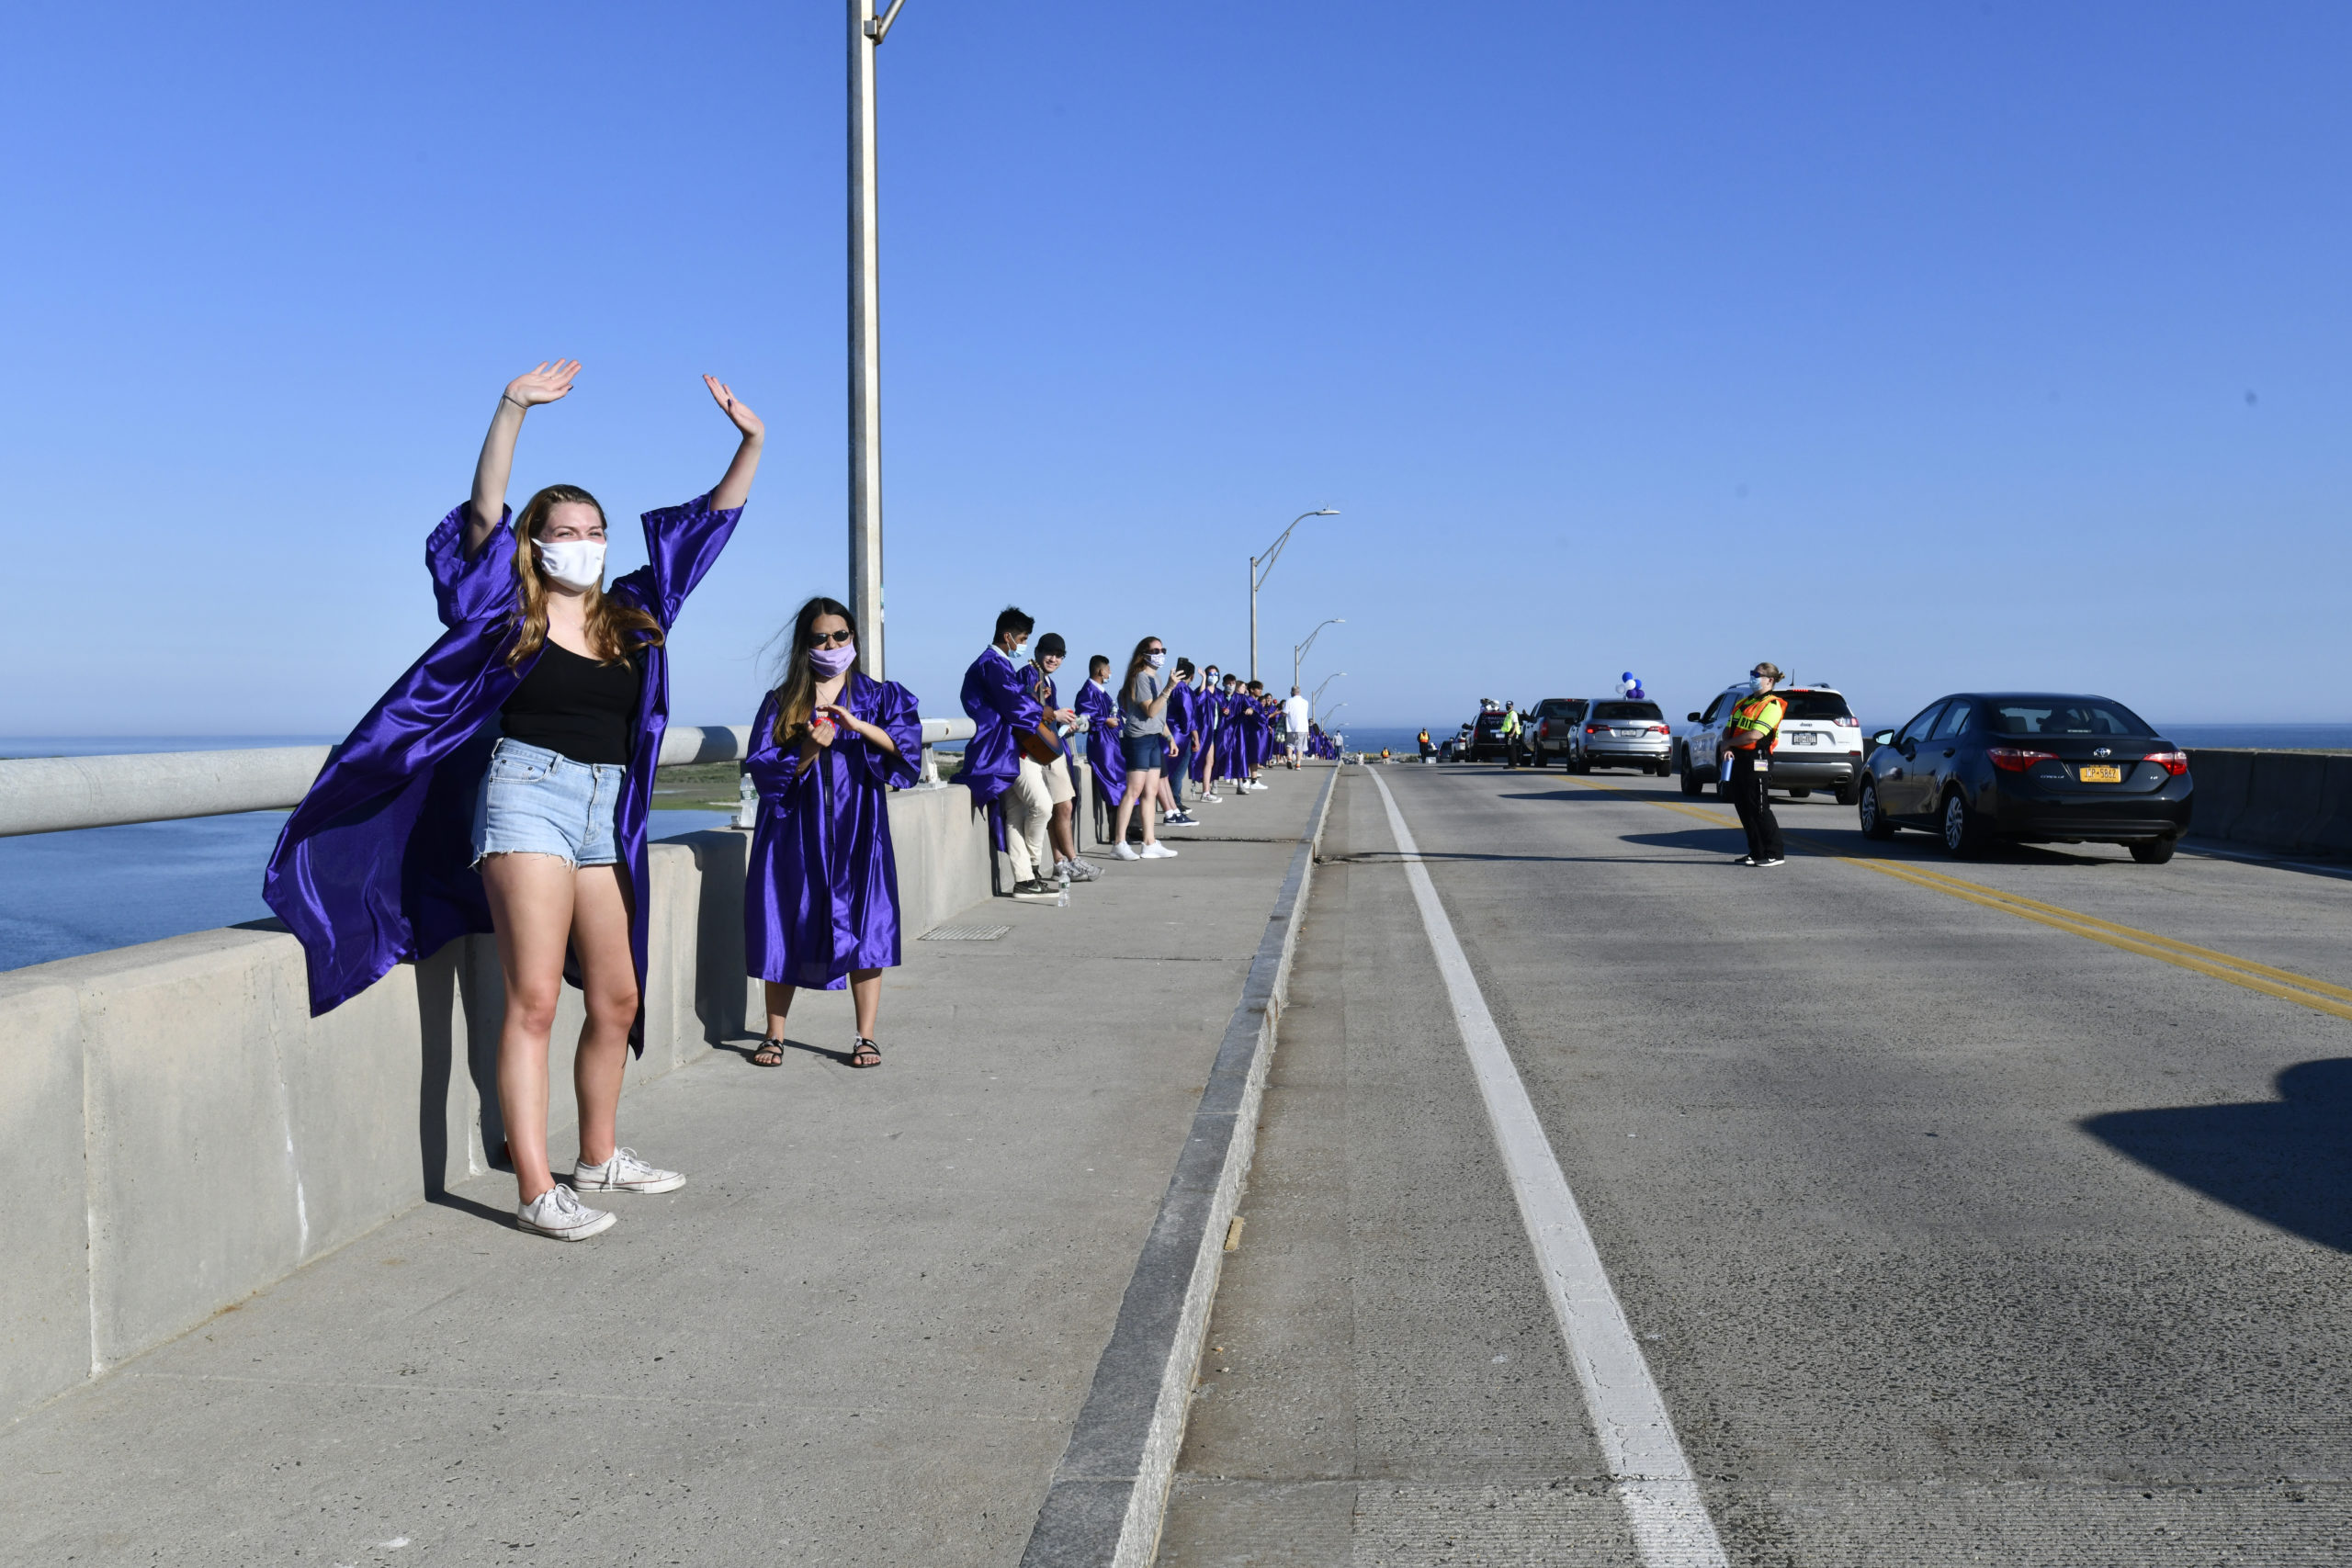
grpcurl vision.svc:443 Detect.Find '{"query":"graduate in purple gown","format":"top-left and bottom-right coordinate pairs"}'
top-left (745, 596), bottom-right (920, 1071)
top-left (1075, 654), bottom-right (1125, 839)
top-left (265, 363), bottom-right (764, 1241)
top-left (1188, 663), bottom-right (1222, 793)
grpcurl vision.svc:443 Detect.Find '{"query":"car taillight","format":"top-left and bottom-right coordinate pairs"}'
top-left (1538, 721), bottom-right (1550, 738)
top-left (1648, 724), bottom-right (1668, 735)
top-left (2144, 750), bottom-right (2189, 776)
top-left (1988, 747), bottom-right (2057, 772)
top-left (1586, 724), bottom-right (1601, 734)
top-left (1833, 715), bottom-right (1859, 727)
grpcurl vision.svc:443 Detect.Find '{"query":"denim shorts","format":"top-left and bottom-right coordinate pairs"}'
top-left (471, 739), bottom-right (626, 868)
top-left (1122, 733), bottom-right (1167, 772)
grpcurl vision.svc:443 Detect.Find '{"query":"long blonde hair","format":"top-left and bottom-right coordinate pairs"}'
top-left (505, 484), bottom-right (664, 669)
top-left (768, 596), bottom-right (860, 747)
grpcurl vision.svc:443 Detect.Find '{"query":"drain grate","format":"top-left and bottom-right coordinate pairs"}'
top-left (922, 922), bottom-right (1012, 942)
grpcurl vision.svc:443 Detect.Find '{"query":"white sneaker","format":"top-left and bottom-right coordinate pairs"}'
top-left (1200, 792), bottom-right (1225, 804)
top-left (1064, 859), bottom-right (1102, 883)
top-left (1140, 842), bottom-right (1179, 859)
top-left (572, 1147), bottom-right (686, 1194)
top-left (516, 1183), bottom-right (616, 1241)
top-left (1113, 842), bottom-right (1141, 861)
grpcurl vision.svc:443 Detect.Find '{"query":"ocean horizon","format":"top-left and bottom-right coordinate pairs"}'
top-left (6, 722), bottom-right (2350, 972)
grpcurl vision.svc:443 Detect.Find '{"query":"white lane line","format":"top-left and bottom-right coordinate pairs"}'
top-left (1369, 770), bottom-right (1728, 1568)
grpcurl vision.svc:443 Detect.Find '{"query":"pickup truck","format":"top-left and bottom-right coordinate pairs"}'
top-left (1524, 697), bottom-right (1588, 768)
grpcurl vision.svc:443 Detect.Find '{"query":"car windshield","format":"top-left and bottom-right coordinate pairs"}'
top-left (1538, 700), bottom-right (1580, 717)
top-left (1777, 691), bottom-right (1853, 721)
top-left (1591, 702), bottom-right (1662, 721)
top-left (1983, 700), bottom-right (2153, 737)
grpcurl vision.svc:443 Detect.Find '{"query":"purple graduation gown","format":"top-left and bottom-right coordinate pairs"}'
top-left (1216, 693), bottom-right (1245, 780)
top-left (1076, 678), bottom-right (1125, 806)
top-left (264, 493), bottom-right (741, 1034)
top-left (743, 674), bottom-right (921, 988)
top-left (957, 647), bottom-right (1040, 809)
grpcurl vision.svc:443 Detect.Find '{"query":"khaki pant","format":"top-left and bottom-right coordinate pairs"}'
top-left (1003, 758), bottom-right (1054, 883)
top-left (1043, 752), bottom-right (1077, 806)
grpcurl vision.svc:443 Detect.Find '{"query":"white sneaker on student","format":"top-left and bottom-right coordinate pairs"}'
top-left (572, 1147), bottom-right (686, 1194)
top-left (1064, 858), bottom-right (1102, 882)
top-left (1113, 842), bottom-right (1142, 861)
top-left (1140, 842), bottom-right (1179, 859)
top-left (1200, 792), bottom-right (1225, 804)
top-left (516, 1183), bottom-right (616, 1242)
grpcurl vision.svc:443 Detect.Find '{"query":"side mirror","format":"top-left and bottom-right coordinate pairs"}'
top-left (1686, 712), bottom-right (1702, 724)
top-left (1871, 729), bottom-right (1895, 749)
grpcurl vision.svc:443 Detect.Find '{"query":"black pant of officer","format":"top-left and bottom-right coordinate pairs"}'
top-left (1727, 747), bottom-right (1783, 863)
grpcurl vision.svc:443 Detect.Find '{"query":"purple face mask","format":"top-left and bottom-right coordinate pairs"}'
top-left (809, 641), bottom-right (857, 678)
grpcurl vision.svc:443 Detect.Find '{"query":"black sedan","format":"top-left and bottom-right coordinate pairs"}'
top-left (1856, 693), bottom-right (2192, 862)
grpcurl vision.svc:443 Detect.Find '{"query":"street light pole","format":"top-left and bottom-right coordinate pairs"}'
top-left (1292, 616), bottom-right (1344, 693)
top-left (848, 0), bottom-right (908, 677)
top-left (1249, 508), bottom-right (1339, 682)
top-left (1309, 671), bottom-right (1345, 727)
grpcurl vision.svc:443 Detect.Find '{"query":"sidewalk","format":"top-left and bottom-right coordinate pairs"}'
top-left (0, 770), bottom-right (1329, 1568)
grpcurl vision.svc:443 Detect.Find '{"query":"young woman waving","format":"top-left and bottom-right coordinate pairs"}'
top-left (266, 363), bottom-right (764, 1242)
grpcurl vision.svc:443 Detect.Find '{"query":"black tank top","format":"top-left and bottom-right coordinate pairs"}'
top-left (502, 640), bottom-right (642, 764)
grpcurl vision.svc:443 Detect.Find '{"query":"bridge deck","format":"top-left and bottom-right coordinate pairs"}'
top-left (0, 773), bottom-right (1324, 1568)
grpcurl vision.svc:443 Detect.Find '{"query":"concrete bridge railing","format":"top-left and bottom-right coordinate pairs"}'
top-left (1, 738), bottom-right (1057, 1424)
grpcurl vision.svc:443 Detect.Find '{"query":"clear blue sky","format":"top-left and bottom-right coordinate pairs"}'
top-left (6, 2), bottom-right (2347, 737)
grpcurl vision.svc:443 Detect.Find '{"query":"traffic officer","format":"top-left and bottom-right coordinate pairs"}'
top-left (1500, 701), bottom-right (1522, 767)
top-left (1724, 661), bottom-right (1787, 867)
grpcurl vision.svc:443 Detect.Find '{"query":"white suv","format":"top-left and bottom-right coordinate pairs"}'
top-left (1676, 684), bottom-right (1866, 803)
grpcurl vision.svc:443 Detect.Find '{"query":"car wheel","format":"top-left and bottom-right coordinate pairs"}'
top-left (1526, 747), bottom-right (1544, 770)
top-left (2129, 836), bottom-right (2177, 864)
top-left (1679, 755), bottom-right (1703, 796)
top-left (1941, 789), bottom-right (1990, 859)
top-left (1835, 782), bottom-right (1859, 807)
top-left (1788, 787), bottom-right (1812, 800)
top-left (1858, 778), bottom-right (1894, 840)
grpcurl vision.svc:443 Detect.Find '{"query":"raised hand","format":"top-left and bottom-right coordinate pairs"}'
top-left (704, 376), bottom-right (765, 441)
top-left (506, 360), bottom-right (582, 409)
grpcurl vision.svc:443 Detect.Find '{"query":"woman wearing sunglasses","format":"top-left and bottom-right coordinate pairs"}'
top-left (745, 595), bottom-right (921, 1070)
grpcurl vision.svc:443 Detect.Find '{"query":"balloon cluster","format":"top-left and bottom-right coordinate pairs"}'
top-left (1618, 671), bottom-right (1645, 700)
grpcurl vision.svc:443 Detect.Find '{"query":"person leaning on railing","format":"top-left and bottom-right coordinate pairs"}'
top-left (1074, 654), bottom-right (1127, 843)
top-left (744, 595), bottom-right (920, 1072)
top-left (263, 361), bottom-right (764, 1244)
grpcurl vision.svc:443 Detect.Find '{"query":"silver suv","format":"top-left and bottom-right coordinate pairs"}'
top-left (1677, 683), bottom-right (1865, 802)
top-left (1566, 698), bottom-right (1672, 774)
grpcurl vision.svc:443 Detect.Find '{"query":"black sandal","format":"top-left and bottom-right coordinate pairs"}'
top-left (751, 1038), bottom-right (786, 1067)
top-left (848, 1037), bottom-right (882, 1069)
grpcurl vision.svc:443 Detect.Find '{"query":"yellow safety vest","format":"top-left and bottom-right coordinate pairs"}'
top-left (1725, 692), bottom-right (1785, 750)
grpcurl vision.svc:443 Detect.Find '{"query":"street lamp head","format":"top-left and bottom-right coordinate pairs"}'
top-left (1317, 508), bottom-right (1340, 516)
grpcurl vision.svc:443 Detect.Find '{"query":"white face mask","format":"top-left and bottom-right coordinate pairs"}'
top-left (535, 536), bottom-right (606, 590)
top-left (1748, 674), bottom-right (1773, 694)
top-left (1147, 651), bottom-right (1166, 670)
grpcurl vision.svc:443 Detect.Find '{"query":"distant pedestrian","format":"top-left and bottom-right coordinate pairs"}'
top-left (959, 608), bottom-right (1060, 903)
top-left (1724, 661), bottom-right (1788, 867)
top-left (745, 597), bottom-right (920, 1071)
top-left (1501, 701), bottom-right (1522, 767)
top-left (1111, 636), bottom-right (1180, 860)
top-left (1418, 727), bottom-right (1434, 761)
top-left (1282, 685), bottom-right (1311, 768)
top-left (265, 362), bottom-right (766, 1243)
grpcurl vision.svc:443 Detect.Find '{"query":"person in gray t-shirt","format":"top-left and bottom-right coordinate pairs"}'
top-left (1112, 636), bottom-right (1179, 860)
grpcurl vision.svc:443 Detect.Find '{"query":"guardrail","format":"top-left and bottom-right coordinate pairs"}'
top-left (0, 718), bottom-right (982, 838)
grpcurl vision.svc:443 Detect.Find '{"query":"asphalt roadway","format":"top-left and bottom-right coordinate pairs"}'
top-left (1158, 761), bottom-right (2352, 1566)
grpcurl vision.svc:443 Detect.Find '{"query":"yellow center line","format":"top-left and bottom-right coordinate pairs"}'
top-left (1562, 775), bottom-right (2352, 1024)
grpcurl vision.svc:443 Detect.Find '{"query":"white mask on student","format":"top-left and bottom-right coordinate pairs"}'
top-left (535, 536), bottom-right (605, 590)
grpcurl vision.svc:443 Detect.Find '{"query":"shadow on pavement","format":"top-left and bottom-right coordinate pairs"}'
top-left (2081, 1058), bottom-right (2352, 1252)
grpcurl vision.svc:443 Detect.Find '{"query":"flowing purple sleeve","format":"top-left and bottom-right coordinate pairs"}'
top-left (743, 691), bottom-right (813, 800)
top-left (426, 503), bottom-right (519, 628)
top-left (614, 492), bottom-right (744, 631)
top-left (853, 678), bottom-right (922, 791)
top-left (981, 655), bottom-right (1043, 729)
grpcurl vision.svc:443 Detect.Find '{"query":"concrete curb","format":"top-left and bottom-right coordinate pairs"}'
top-left (1020, 763), bottom-right (1344, 1568)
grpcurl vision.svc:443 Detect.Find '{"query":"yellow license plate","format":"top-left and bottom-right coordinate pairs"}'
top-left (2078, 763), bottom-right (2124, 784)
